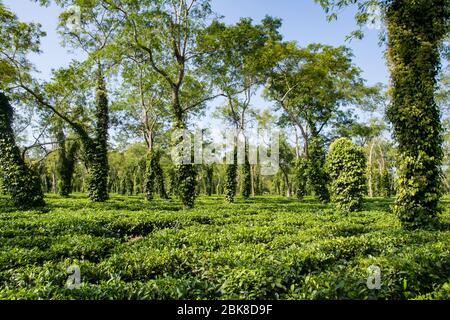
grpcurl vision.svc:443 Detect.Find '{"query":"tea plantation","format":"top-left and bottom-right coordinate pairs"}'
top-left (0, 194), bottom-right (449, 300)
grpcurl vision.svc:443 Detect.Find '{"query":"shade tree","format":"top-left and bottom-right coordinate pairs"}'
top-left (315, 0), bottom-right (449, 228)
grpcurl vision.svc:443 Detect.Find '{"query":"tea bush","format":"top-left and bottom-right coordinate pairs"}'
top-left (0, 194), bottom-right (448, 300)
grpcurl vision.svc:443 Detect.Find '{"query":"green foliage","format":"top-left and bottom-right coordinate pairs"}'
top-left (85, 73), bottom-right (109, 202)
top-left (326, 138), bottom-right (367, 213)
top-left (380, 168), bottom-right (393, 198)
top-left (145, 150), bottom-right (168, 201)
top-left (224, 163), bottom-right (238, 203)
top-left (295, 157), bottom-right (308, 200)
top-left (0, 93), bottom-right (45, 208)
top-left (56, 128), bottom-right (79, 197)
top-left (204, 165), bottom-right (214, 196)
top-left (241, 158), bottom-right (251, 199)
top-left (315, 0), bottom-right (449, 227)
top-left (0, 2), bottom-right (44, 91)
top-left (175, 164), bottom-right (197, 209)
top-left (307, 137), bottom-right (330, 203)
top-left (0, 194), bottom-right (448, 300)
top-left (225, 148), bottom-right (238, 203)
top-left (385, 0), bottom-right (449, 229)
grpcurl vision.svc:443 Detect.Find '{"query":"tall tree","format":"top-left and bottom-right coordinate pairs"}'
top-left (265, 43), bottom-right (372, 202)
top-left (200, 16), bottom-right (283, 202)
top-left (103, 0), bottom-right (219, 208)
top-left (25, 0), bottom-right (122, 202)
top-left (316, 0), bottom-right (449, 228)
top-left (112, 52), bottom-right (171, 201)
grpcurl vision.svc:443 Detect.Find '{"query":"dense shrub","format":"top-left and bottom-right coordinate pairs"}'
top-left (326, 138), bottom-right (367, 213)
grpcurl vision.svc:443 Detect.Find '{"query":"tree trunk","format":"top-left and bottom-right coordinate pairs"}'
top-left (171, 86), bottom-right (197, 208)
top-left (56, 128), bottom-right (79, 197)
top-left (225, 147), bottom-right (238, 203)
top-left (241, 142), bottom-right (251, 199)
top-left (306, 134), bottom-right (330, 203)
top-left (0, 92), bottom-right (45, 208)
top-left (385, 0), bottom-right (446, 228)
top-left (85, 69), bottom-right (109, 202)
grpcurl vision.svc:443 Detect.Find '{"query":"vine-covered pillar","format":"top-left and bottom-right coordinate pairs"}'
top-left (385, 0), bottom-right (448, 228)
top-left (56, 127), bottom-right (79, 197)
top-left (204, 165), bottom-right (214, 196)
top-left (0, 92), bottom-right (45, 208)
top-left (307, 135), bottom-right (330, 203)
top-left (145, 150), bottom-right (168, 201)
top-left (225, 146), bottom-right (238, 203)
top-left (241, 142), bottom-right (251, 199)
top-left (86, 70), bottom-right (110, 202)
top-left (173, 120), bottom-right (197, 209)
top-left (295, 156), bottom-right (308, 200)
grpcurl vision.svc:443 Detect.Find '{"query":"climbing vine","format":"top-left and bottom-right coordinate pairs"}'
top-left (295, 157), bottom-right (308, 200)
top-left (307, 136), bottom-right (330, 203)
top-left (385, 0), bottom-right (449, 228)
top-left (0, 92), bottom-right (45, 208)
top-left (326, 138), bottom-right (367, 213)
top-left (225, 148), bottom-right (238, 203)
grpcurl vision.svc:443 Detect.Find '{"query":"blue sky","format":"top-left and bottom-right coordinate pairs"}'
top-left (4, 0), bottom-right (389, 85)
top-left (3, 0), bottom-right (390, 147)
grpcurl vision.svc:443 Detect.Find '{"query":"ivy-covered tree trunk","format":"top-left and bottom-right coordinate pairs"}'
top-left (0, 92), bottom-right (45, 208)
top-left (145, 150), bottom-right (168, 201)
top-left (307, 136), bottom-right (330, 203)
top-left (385, 0), bottom-right (448, 228)
top-left (241, 146), bottom-right (251, 199)
top-left (0, 175), bottom-right (5, 194)
top-left (175, 161), bottom-right (197, 208)
top-left (225, 148), bottom-right (238, 203)
top-left (172, 117), bottom-right (197, 208)
top-left (281, 166), bottom-right (292, 197)
top-left (119, 175), bottom-right (127, 195)
top-left (145, 153), bottom-right (156, 201)
top-left (56, 128), bottom-right (79, 197)
top-left (381, 169), bottom-right (393, 198)
top-left (85, 71), bottom-right (109, 202)
top-left (167, 167), bottom-right (176, 196)
top-left (156, 166), bottom-right (168, 199)
top-left (295, 157), bottom-right (308, 200)
top-left (204, 165), bottom-right (214, 196)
